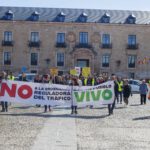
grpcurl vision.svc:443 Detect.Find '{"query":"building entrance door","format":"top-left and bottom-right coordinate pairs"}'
top-left (76, 59), bottom-right (89, 67)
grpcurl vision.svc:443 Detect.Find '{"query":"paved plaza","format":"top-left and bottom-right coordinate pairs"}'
top-left (0, 94), bottom-right (150, 150)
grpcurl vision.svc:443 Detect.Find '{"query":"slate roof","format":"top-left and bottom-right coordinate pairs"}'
top-left (0, 6), bottom-right (150, 24)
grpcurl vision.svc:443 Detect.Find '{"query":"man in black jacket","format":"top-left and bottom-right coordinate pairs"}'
top-left (108, 74), bottom-right (119, 115)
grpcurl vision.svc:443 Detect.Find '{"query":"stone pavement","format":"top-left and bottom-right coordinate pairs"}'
top-left (31, 109), bottom-right (77, 150)
top-left (0, 94), bottom-right (150, 150)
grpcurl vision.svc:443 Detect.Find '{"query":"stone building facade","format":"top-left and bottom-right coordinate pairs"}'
top-left (0, 7), bottom-right (150, 78)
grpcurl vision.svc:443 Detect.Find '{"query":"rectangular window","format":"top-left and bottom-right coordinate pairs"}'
top-left (57, 33), bottom-right (65, 43)
top-left (102, 55), bottom-right (110, 67)
top-left (4, 52), bottom-right (11, 65)
top-left (102, 34), bottom-right (110, 44)
top-left (31, 70), bottom-right (37, 73)
top-left (4, 31), bottom-right (12, 41)
top-left (128, 55), bottom-right (136, 68)
top-left (31, 53), bottom-right (38, 66)
top-left (79, 32), bottom-right (88, 44)
top-left (128, 72), bottom-right (135, 79)
top-left (57, 53), bottom-right (64, 66)
top-left (128, 35), bottom-right (136, 45)
top-left (30, 32), bottom-right (39, 42)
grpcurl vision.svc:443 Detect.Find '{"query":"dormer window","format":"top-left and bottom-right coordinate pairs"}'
top-left (101, 13), bottom-right (110, 23)
top-left (57, 12), bottom-right (65, 22)
top-left (126, 14), bottom-right (136, 24)
top-left (5, 10), bottom-right (14, 20)
top-left (79, 13), bottom-right (88, 22)
top-left (31, 11), bottom-right (39, 21)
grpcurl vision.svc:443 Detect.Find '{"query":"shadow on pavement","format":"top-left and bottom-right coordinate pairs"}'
top-left (133, 116), bottom-right (150, 121)
top-left (115, 106), bottom-right (125, 109)
top-left (12, 106), bottom-right (34, 109)
top-left (130, 104), bottom-right (141, 107)
top-left (0, 112), bottom-right (109, 120)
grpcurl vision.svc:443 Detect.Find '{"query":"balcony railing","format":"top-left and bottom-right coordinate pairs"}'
top-left (101, 43), bottom-right (112, 49)
top-left (128, 64), bottom-right (136, 68)
top-left (74, 43), bottom-right (93, 49)
top-left (28, 41), bottom-right (41, 47)
top-left (126, 44), bottom-right (138, 49)
top-left (102, 63), bottom-right (109, 67)
top-left (55, 42), bottom-right (67, 48)
top-left (2, 40), bottom-right (14, 46)
top-left (4, 61), bottom-right (11, 65)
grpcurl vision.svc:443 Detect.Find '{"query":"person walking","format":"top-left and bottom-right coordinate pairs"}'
top-left (139, 80), bottom-right (148, 105)
top-left (123, 80), bottom-right (132, 106)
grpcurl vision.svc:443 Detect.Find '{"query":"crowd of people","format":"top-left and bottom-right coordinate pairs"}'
top-left (0, 71), bottom-right (149, 115)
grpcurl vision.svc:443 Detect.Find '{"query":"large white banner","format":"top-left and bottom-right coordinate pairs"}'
top-left (0, 80), bottom-right (114, 107)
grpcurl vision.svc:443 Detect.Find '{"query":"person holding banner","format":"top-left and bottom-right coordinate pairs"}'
top-left (71, 77), bottom-right (78, 114)
top-left (42, 74), bottom-right (52, 112)
top-left (0, 71), bottom-right (8, 112)
top-left (108, 74), bottom-right (118, 115)
top-left (19, 73), bottom-right (27, 81)
top-left (7, 72), bottom-right (15, 81)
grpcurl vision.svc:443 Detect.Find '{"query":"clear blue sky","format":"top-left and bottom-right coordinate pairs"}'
top-left (0, 0), bottom-right (150, 11)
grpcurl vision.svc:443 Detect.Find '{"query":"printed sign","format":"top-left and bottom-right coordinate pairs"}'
top-left (70, 69), bottom-right (77, 76)
top-left (82, 67), bottom-right (91, 78)
top-left (50, 68), bottom-right (58, 76)
top-left (75, 67), bottom-right (81, 76)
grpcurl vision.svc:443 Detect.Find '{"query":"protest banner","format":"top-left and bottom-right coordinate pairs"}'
top-left (70, 69), bottom-right (77, 76)
top-left (0, 80), bottom-right (114, 107)
top-left (75, 67), bottom-right (81, 76)
top-left (82, 67), bottom-right (91, 78)
top-left (147, 83), bottom-right (150, 100)
top-left (50, 68), bottom-right (58, 76)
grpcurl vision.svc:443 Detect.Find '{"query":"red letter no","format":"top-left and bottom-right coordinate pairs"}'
top-left (18, 85), bottom-right (33, 99)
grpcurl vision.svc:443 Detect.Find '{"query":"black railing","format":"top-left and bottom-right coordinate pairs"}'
top-left (101, 43), bottom-right (112, 49)
top-left (28, 41), bottom-right (41, 47)
top-left (128, 63), bottom-right (135, 68)
top-left (74, 43), bottom-right (93, 49)
top-left (2, 40), bottom-right (14, 46)
top-left (4, 61), bottom-right (11, 65)
top-left (55, 42), bottom-right (67, 48)
top-left (102, 63), bottom-right (109, 67)
top-left (126, 44), bottom-right (138, 49)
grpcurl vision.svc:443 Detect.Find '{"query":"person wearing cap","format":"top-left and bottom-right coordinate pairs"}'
top-left (139, 80), bottom-right (148, 105)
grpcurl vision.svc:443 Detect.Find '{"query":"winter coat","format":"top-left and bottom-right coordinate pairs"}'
top-left (139, 83), bottom-right (148, 95)
top-left (123, 84), bottom-right (131, 98)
